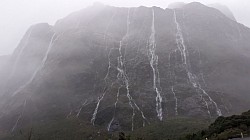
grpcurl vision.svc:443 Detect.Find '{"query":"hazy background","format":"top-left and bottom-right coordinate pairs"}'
top-left (0, 0), bottom-right (249, 56)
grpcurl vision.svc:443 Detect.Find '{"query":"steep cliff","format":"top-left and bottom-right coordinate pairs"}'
top-left (0, 2), bottom-right (250, 134)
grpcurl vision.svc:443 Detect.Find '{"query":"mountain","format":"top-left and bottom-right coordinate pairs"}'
top-left (0, 2), bottom-right (250, 136)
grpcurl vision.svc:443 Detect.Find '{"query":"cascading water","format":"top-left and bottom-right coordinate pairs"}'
top-left (147, 8), bottom-right (163, 121)
top-left (173, 10), bottom-right (222, 116)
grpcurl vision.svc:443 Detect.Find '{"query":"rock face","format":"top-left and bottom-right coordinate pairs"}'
top-left (0, 2), bottom-right (250, 132)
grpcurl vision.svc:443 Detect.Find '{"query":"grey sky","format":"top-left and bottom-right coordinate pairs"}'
top-left (0, 0), bottom-right (249, 55)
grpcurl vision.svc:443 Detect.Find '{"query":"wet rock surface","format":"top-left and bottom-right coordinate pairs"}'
top-left (0, 2), bottom-right (250, 132)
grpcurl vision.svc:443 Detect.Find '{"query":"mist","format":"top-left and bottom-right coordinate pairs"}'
top-left (1, 0), bottom-right (250, 139)
top-left (0, 0), bottom-right (250, 55)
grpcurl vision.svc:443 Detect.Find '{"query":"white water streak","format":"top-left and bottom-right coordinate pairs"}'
top-left (66, 110), bottom-right (72, 118)
top-left (107, 86), bottom-right (121, 131)
top-left (107, 117), bottom-right (115, 132)
top-left (199, 88), bottom-right (222, 116)
top-left (104, 48), bottom-right (114, 82)
top-left (11, 115), bottom-right (22, 132)
top-left (202, 97), bottom-right (211, 117)
top-left (12, 33), bottom-right (58, 96)
top-left (115, 8), bottom-right (148, 130)
top-left (90, 11), bottom-right (117, 125)
top-left (169, 50), bottom-right (180, 115)
top-left (173, 10), bottom-right (222, 116)
top-left (76, 100), bottom-right (88, 118)
top-left (148, 8), bottom-right (163, 121)
top-left (94, 8), bottom-right (148, 130)
top-left (112, 44), bottom-right (138, 131)
top-left (90, 12), bottom-right (117, 125)
top-left (174, 11), bottom-right (187, 65)
top-left (133, 101), bottom-right (149, 127)
top-left (11, 100), bottom-right (26, 132)
top-left (171, 86), bottom-right (178, 116)
top-left (91, 89), bottom-right (108, 125)
top-left (116, 9), bottom-right (135, 131)
top-left (117, 40), bottom-right (136, 131)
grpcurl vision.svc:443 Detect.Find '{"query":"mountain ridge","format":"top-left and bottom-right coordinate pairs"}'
top-left (0, 2), bottom-right (250, 135)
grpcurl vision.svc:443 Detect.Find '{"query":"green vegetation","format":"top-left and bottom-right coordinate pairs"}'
top-left (2, 111), bottom-right (250, 140)
top-left (0, 118), bottom-right (111, 140)
top-left (130, 117), bottom-right (209, 140)
top-left (182, 110), bottom-right (250, 140)
top-left (0, 117), bottom-right (208, 140)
